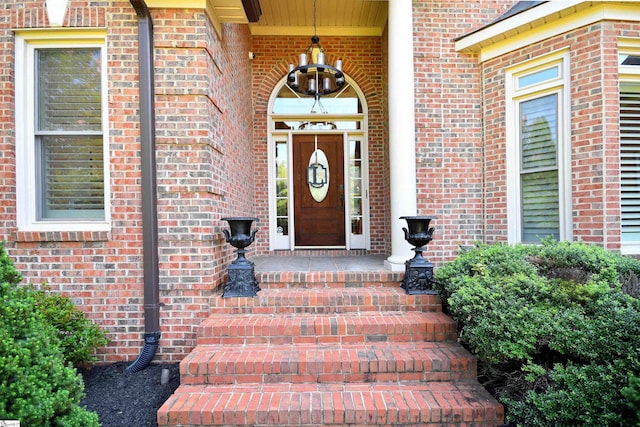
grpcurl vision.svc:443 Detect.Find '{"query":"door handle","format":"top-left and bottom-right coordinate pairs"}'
top-left (339, 184), bottom-right (344, 205)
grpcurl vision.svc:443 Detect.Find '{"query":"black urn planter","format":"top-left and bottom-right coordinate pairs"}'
top-left (400, 215), bottom-right (438, 295)
top-left (221, 217), bottom-right (260, 298)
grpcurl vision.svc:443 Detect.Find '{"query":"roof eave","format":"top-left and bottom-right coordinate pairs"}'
top-left (454, 0), bottom-right (585, 56)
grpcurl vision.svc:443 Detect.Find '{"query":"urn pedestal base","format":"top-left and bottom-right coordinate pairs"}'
top-left (401, 251), bottom-right (437, 295)
top-left (223, 254), bottom-right (260, 298)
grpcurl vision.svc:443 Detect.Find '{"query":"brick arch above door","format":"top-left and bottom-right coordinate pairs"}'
top-left (250, 36), bottom-right (386, 120)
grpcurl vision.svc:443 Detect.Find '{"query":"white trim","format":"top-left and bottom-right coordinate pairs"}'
top-left (622, 243), bottom-right (640, 256)
top-left (15, 32), bottom-right (111, 233)
top-left (456, 2), bottom-right (640, 63)
top-left (505, 49), bottom-right (572, 244)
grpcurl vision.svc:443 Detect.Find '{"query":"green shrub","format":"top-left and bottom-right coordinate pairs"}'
top-left (435, 240), bottom-right (640, 426)
top-left (0, 242), bottom-right (22, 285)
top-left (33, 287), bottom-right (108, 366)
top-left (0, 242), bottom-right (107, 365)
top-left (0, 282), bottom-right (100, 427)
top-left (622, 373), bottom-right (640, 426)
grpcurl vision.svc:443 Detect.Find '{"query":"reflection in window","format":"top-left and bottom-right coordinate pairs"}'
top-left (275, 141), bottom-right (288, 236)
top-left (517, 66), bottom-right (559, 89)
top-left (349, 139), bottom-right (363, 235)
top-left (620, 54), bottom-right (640, 66)
top-left (35, 48), bottom-right (105, 220)
top-left (620, 83), bottom-right (640, 242)
top-left (519, 94), bottom-right (559, 243)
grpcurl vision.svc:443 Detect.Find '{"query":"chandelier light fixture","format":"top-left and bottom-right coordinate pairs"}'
top-left (287, 0), bottom-right (345, 98)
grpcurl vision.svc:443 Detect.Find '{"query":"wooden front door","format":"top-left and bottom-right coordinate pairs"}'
top-left (293, 134), bottom-right (345, 246)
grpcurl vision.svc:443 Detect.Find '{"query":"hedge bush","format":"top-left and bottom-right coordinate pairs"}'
top-left (0, 243), bottom-right (107, 366)
top-left (0, 282), bottom-right (100, 426)
top-left (0, 243), bottom-right (102, 426)
top-left (434, 240), bottom-right (640, 426)
top-left (33, 287), bottom-right (108, 366)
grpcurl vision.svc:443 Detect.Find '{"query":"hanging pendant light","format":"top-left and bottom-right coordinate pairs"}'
top-left (286, 0), bottom-right (345, 97)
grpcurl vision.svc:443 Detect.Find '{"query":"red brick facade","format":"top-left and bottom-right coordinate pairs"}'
top-left (0, 0), bottom-right (638, 360)
top-left (482, 20), bottom-right (640, 250)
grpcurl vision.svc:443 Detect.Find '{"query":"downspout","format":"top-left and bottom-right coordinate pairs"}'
top-left (127, 0), bottom-right (161, 374)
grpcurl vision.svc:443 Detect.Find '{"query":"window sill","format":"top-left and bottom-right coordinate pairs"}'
top-left (621, 242), bottom-right (640, 256)
top-left (14, 229), bottom-right (111, 243)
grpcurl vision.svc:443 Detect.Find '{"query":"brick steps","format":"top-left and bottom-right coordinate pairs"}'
top-left (209, 287), bottom-right (441, 314)
top-left (180, 341), bottom-right (477, 385)
top-left (158, 381), bottom-right (502, 426)
top-left (255, 270), bottom-right (404, 289)
top-left (158, 276), bottom-right (504, 426)
top-left (196, 311), bottom-right (458, 345)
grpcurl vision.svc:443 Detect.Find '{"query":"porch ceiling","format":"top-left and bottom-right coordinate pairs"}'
top-left (249, 0), bottom-right (389, 36)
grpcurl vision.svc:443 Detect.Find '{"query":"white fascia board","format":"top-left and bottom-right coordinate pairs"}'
top-left (455, 1), bottom-right (584, 53)
top-left (456, 2), bottom-right (640, 63)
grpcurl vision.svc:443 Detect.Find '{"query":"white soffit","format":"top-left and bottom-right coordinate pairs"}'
top-left (145, 0), bottom-right (248, 38)
top-left (145, 0), bottom-right (246, 21)
top-left (249, 0), bottom-right (388, 36)
top-left (455, 1), bottom-right (640, 63)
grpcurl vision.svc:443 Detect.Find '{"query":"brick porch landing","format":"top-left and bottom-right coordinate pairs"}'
top-left (157, 256), bottom-right (504, 426)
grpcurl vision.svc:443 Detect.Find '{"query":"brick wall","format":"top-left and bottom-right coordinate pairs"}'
top-left (412, 1), bottom-right (512, 261)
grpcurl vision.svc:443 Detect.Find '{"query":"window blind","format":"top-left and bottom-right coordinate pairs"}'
top-left (35, 48), bottom-right (104, 220)
top-left (620, 87), bottom-right (640, 241)
top-left (519, 94), bottom-right (560, 243)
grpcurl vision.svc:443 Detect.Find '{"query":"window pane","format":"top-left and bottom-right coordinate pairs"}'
top-left (620, 55), bottom-right (640, 66)
top-left (520, 94), bottom-right (558, 171)
top-left (519, 94), bottom-right (559, 243)
top-left (349, 139), bottom-right (363, 236)
top-left (521, 170), bottom-right (559, 243)
top-left (518, 66), bottom-right (559, 89)
top-left (275, 141), bottom-right (289, 236)
top-left (273, 83), bottom-right (361, 114)
top-left (39, 135), bottom-right (104, 220)
top-left (620, 85), bottom-right (640, 241)
top-left (37, 48), bottom-right (102, 132)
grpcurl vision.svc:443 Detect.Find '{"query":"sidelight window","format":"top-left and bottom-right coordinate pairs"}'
top-left (506, 50), bottom-right (571, 243)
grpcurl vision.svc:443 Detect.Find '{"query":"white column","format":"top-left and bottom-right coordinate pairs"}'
top-left (385, 0), bottom-right (417, 271)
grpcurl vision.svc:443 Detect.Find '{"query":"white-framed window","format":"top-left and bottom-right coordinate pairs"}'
top-left (619, 39), bottom-right (640, 253)
top-left (15, 30), bottom-right (110, 232)
top-left (505, 49), bottom-right (571, 244)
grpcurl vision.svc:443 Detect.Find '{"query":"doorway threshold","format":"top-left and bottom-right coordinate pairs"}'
top-left (294, 246), bottom-right (346, 250)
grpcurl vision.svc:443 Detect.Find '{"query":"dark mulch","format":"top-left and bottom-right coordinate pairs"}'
top-left (80, 362), bottom-right (180, 427)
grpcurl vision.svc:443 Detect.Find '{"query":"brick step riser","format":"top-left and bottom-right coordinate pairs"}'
top-left (182, 344), bottom-right (477, 385)
top-left (257, 281), bottom-right (403, 289)
top-left (158, 384), bottom-right (503, 426)
top-left (197, 332), bottom-right (457, 345)
top-left (210, 298), bottom-right (442, 315)
top-left (181, 370), bottom-right (477, 385)
top-left (196, 324), bottom-right (457, 345)
top-left (211, 305), bottom-right (439, 314)
top-left (196, 313), bottom-right (458, 345)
